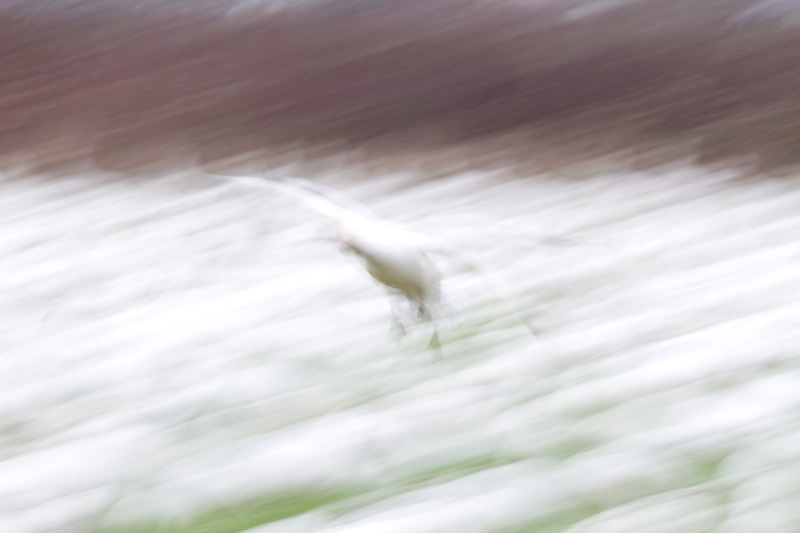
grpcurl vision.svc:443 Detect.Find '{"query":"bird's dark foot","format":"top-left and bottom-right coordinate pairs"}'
top-left (389, 321), bottom-right (406, 343)
top-left (428, 331), bottom-right (443, 361)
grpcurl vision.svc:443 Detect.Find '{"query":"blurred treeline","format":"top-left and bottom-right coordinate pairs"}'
top-left (3, 0), bottom-right (800, 173)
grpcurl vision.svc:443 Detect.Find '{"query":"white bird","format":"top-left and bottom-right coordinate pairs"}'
top-left (202, 171), bottom-right (537, 354)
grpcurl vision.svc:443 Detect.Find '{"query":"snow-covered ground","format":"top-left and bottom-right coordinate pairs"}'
top-left (2, 162), bottom-right (799, 532)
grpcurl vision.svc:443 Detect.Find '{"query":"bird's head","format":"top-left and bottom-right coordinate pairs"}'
top-left (314, 222), bottom-right (357, 254)
top-left (336, 229), bottom-right (359, 254)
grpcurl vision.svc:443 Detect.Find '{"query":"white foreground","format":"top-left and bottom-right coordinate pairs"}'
top-left (1, 162), bottom-right (799, 532)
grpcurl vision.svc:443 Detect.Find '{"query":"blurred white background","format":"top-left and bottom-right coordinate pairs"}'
top-left (3, 159), bottom-right (800, 532)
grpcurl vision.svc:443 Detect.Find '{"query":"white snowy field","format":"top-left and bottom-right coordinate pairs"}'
top-left (1, 161), bottom-right (799, 532)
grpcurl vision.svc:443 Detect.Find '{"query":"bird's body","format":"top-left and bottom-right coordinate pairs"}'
top-left (279, 177), bottom-right (444, 323)
top-left (342, 223), bottom-right (442, 319)
top-left (203, 172), bottom-right (448, 343)
top-left (202, 171), bottom-right (537, 352)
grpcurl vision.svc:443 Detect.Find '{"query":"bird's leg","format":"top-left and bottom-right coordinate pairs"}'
top-left (388, 295), bottom-right (407, 342)
top-left (415, 300), bottom-right (444, 360)
top-left (428, 328), bottom-right (443, 362)
top-left (389, 318), bottom-right (406, 342)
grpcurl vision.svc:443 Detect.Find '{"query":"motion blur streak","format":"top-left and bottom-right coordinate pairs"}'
top-left (3, 0), bottom-right (800, 532)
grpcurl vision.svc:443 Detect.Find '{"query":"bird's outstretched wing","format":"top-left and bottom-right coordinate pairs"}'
top-left (200, 171), bottom-right (380, 227)
top-left (281, 177), bottom-right (382, 221)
